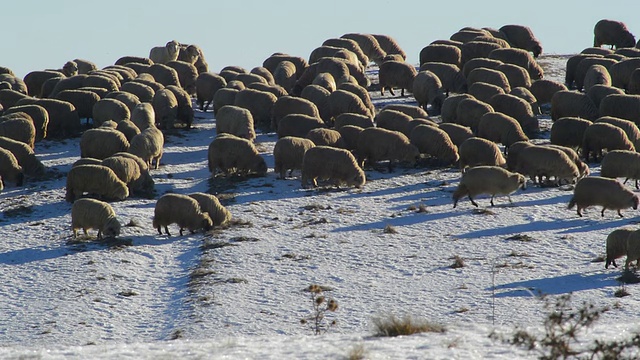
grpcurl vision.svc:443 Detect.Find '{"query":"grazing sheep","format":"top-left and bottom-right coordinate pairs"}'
top-left (460, 41), bottom-right (504, 65)
top-left (82, 74), bottom-right (119, 93)
top-left (0, 136), bottom-right (45, 178)
top-left (55, 89), bottom-right (101, 123)
top-left (593, 19), bottom-right (636, 49)
top-left (505, 140), bottom-right (533, 172)
top-left (458, 137), bottom-right (506, 172)
top-left (375, 109), bottom-right (413, 135)
top-left (306, 128), bottom-right (345, 148)
top-left (23, 70), bottom-right (65, 97)
top-left (605, 228), bottom-right (634, 268)
top-left (164, 60), bottom-right (197, 95)
top-left (587, 84), bottom-right (624, 110)
top-left (234, 88), bottom-right (278, 129)
top-left (596, 116), bottom-right (640, 147)
top-left (379, 60), bottom-right (416, 96)
top-left (71, 198), bottom-right (121, 239)
top-left (515, 145), bottom-right (580, 185)
top-left (409, 124), bottom-right (459, 165)
top-left (488, 93), bottom-right (539, 135)
top-left (372, 34), bottom-right (406, 60)
top-left (16, 98), bottom-right (81, 137)
top-left (0, 113), bottom-right (36, 149)
top-left (338, 82), bottom-right (374, 116)
top-left (627, 68), bottom-right (640, 95)
top-left (499, 63), bottom-right (532, 89)
top-left (549, 117), bottom-right (593, 150)
top-left (450, 29), bottom-right (486, 43)
top-left (439, 123), bottom-right (474, 147)
top-left (290, 59), bottom-right (348, 95)
top-left (80, 128), bottom-right (130, 160)
top-left (115, 120), bottom-right (140, 142)
top-left (270, 96), bottom-right (320, 131)
top-left (152, 88), bottom-right (178, 129)
top-left (328, 89), bottom-right (371, 120)
top-left (568, 176), bottom-right (639, 217)
top-left (599, 94), bottom-right (640, 124)
top-left (207, 134), bottom-right (267, 177)
top-left (101, 154), bottom-right (154, 197)
top-left (545, 144), bottom-right (590, 179)
top-left (499, 24), bottom-right (543, 57)
top-left (412, 70), bottom-right (445, 115)
top-left (382, 104), bottom-right (430, 120)
top-left (550, 90), bottom-right (599, 121)
top-left (572, 57), bottom-right (617, 91)
top-left (149, 40), bottom-right (180, 64)
top-left (419, 61), bottom-right (467, 94)
top-left (0, 147), bottom-right (24, 186)
top-left (468, 82), bottom-right (505, 104)
top-left (452, 166), bottom-right (526, 208)
top-left (309, 46), bottom-right (362, 72)
top-left (323, 37), bottom-right (369, 67)
top-left (356, 127), bottom-right (420, 170)
top-left (216, 105), bottom-right (255, 141)
top-left (441, 93), bottom-right (474, 123)
top-left (341, 33), bottom-right (386, 65)
top-left (3, 105), bottom-right (49, 141)
top-left (488, 47), bottom-right (543, 80)
top-left (248, 82), bottom-right (288, 99)
top-left (334, 113), bottom-right (373, 130)
top-left (609, 58), bottom-right (640, 90)
top-left (262, 53), bottom-right (309, 80)
top-left (103, 91), bottom-right (140, 114)
top-left (581, 64), bottom-right (612, 93)
top-left (530, 79), bottom-right (568, 106)
top-left (338, 125), bottom-right (364, 151)
top-left (277, 114), bottom-right (325, 139)
top-left (477, 112), bottom-right (529, 150)
top-left (92, 98), bottom-right (130, 128)
top-left (212, 87), bottom-right (238, 115)
top-left (462, 58), bottom-right (503, 78)
top-left (301, 145), bottom-right (365, 188)
top-left (467, 67), bottom-right (511, 93)
top-left (273, 136), bottom-right (315, 179)
top-left (273, 60), bottom-right (297, 93)
top-left (120, 81), bottom-right (155, 103)
top-left (601, 150), bottom-right (640, 189)
top-left (153, 193), bottom-right (213, 236)
top-left (583, 122), bottom-right (635, 163)
top-left (625, 231), bottom-right (640, 270)
top-left (419, 44), bottom-right (462, 68)
top-left (187, 192), bottom-right (232, 227)
top-left (510, 87), bottom-right (540, 115)
top-left (128, 126), bottom-right (164, 169)
top-left (455, 97), bottom-right (494, 132)
top-left (236, 72), bottom-right (268, 88)
top-left (115, 56), bottom-right (153, 66)
top-left (300, 84), bottom-right (332, 124)
top-left (252, 66), bottom-right (275, 84)
top-left (165, 85), bottom-right (193, 129)
top-left (146, 64), bottom-right (180, 89)
top-left (65, 164), bottom-right (129, 202)
top-left (130, 102), bottom-right (155, 131)
top-left (0, 89), bottom-right (29, 109)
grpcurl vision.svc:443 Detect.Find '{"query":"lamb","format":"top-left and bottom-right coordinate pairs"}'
top-left (131, 103), bottom-right (156, 131)
top-left (0, 147), bottom-right (24, 186)
top-left (477, 112), bottom-right (529, 150)
top-left (625, 230), bottom-right (640, 270)
top-left (277, 114), bottom-right (325, 139)
top-left (300, 85), bottom-right (332, 124)
top-left (418, 61), bottom-right (467, 94)
top-left (409, 124), bottom-right (459, 166)
top-left (604, 228), bottom-right (634, 269)
top-left (586, 85), bottom-right (624, 109)
top-left (3, 104), bottom-right (49, 141)
top-left (378, 60), bottom-right (417, 96)
top-left (153, 193), bottom-right (213, 236)
top-left (0, 136), bottom-right (45, 178)
top-left (149, 40), bottom-right (180, 64)
top-left (550, 90), bottom-right (599, 122)
top-left (549, 117), bottom-right (593, 150)
top-left (71, 198), bottom-right (121, 239)
top-left (438, 123), bottom-right (474, 147)
top-left (601, 150), bottom-right (640, 189)
top-left (338, 125), bottom-right (364, 151)
top-left (372, 34), bottom-right (406, 60)
top-left (0, 113), bottom-right (36, 149)
top-left (234, 88), bottom-right (278, 129)
top-left (273, 136), bottom-right (316, 179)
top-left (270, 96), bottom-right (320, 131)
top-left (455, 97), bottom-right (494, 133)
top-left (457, 137), bottom-right (506, 172)
top-left (216, 105), bottom-right (255, 141)
top-left (301, 145), bottom-right (365, 189)
top-left (65, 164), bottom-right (129, 202)
top-left (498, 24), bottom-right (543, 57)
top-left (582, 122), bottom-right (635, 163)
top-left (516, 145), bottom-right (580, 186)
top-left (468, 82), bottom-right (505, 104)
top-left (273, 60), bottom-right (297, 93)
top-left (375, 109), bottom-right (413, 135)
top-left (488, 47), bottom-right (543, 80)
top-left (79, 128), bottom-right (129, 160)
top-left (568, 176), bottom-right (639, 217)
top-left (356, 127), bottom-right (420, 170)
top-left (128, 126), bottom-right (164, 169)
top-left (306, 128), bottom-right (345, 148)
top-left (593, 19), bottom-right (636, 49)
top-left (334, 113), bottom-right (374, 130)
top-left (328, 89), bottom-right (371, 120)
top-left (488, 93), bottom-right (539, 135)
top-left (441, 93), bottom-right (474, 123)
top-left (207, 134), bottom-right (267, 177)
top-left (152, 88), bottom-right (178, 129)
top-left (599, 94), bottom-right (640, 124)
top-left (530, 79), bottom-right (568, 106)
top-left (187, 192), bottom-right (232, 227)
top-left (412, 70), bottom-right (445, 115)
top-left (92, 98), bottom-right (130, 127)
top-left (452, 166), bottom-right (526, 208)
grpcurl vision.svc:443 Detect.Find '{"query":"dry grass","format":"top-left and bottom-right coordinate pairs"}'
top-left (345, 343), bottom-right (367, 360)
top-left (372, 315), bottom-right (445, 337)
top-left (383, 224), bottom-right (398, 234)
top-left (450, 255), bottom-right (465, 269)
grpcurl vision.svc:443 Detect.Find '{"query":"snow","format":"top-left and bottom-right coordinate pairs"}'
top-left (1, 55), bottom-right (639, 359)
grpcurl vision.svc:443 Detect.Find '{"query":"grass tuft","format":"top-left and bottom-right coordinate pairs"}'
top-left (373, 315), bottom-right (445, 337)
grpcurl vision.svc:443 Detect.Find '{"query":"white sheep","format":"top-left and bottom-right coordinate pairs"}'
top-left (187, 192), bottom-right (232, 228)
top-left (149, 40), bottom-right (180, 64)
top-left (338, 125), bottom-right (364, 152)
top-left (71, 198), bottom-right (121, 239)
top-left (375, 109), bottom-right (413, 135)
top-left (544, 144), bottom-right (590, 179)
top-left (568, 176), bottom-right (639, 217)
top-left (153, 193), bottom-right (213, 236)
top-left (468, 82), bottom-right (505, 104)
top-left (0, 147), bottom-right (24, 186)
top-left (0, 113), bottom-right (36, 149)
top-left (300, 85), bottom-right (332, 124)
top-left (328, 89), bottom-right (371, 120)
top-left (65, 164), bottom-right (129, 202)
top-left (273, 136), bottom-right (316, 179)
top-left (301, 146), bottom-right (365, 189)
top-left (207, 134), bottom-right (267, 177)
top-left (216, 105), bottom-right (256, 141)
top-left (3, 104), bottom-right (49, 141)
top-left (452, 165), bottom-right (526, 208)
top-left (273, 60), bottom-right (297, 93)
top-left (128, 126), bottom-right (164, 169)
top-left (130, 103), bottom-right (156, 132)
top-left (234, 88), bottom-right (278, 129)
top-left (80, 128), bottom-right (130, 160)
top-left (412, 70), bottom-right (445, 115)
top-left (152, 88), bottom-right (178, 129)
top-left (195, 72), bottom-right (227, 111)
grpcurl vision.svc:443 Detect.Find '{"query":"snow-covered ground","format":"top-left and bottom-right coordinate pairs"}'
top-left (1, 55), bottom-right (639, 359)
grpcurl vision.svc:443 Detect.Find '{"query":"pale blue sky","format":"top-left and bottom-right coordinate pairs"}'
top-left (4, 1), bottom-right (639, 78)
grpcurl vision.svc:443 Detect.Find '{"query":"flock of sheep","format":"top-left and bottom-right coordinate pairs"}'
top-left (3, 20), bottom-right (640, 270)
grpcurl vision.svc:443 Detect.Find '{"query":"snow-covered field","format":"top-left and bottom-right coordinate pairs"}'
top-left (1, 55), bottom-right (639, 359)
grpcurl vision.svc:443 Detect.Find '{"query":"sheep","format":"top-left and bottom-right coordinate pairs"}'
top-left (462, 57), bottom-right (503, 78)
top-left (616, 47), bottom-right (640, 57)
top-left (601, 150), bottom-right (640, 189)
top-left (516, 145), bottom-right (580, 186)
top-left (488, 93), bottom-right (539, 135)
top-left (149, 40), bottom-right (180, 64)
top-left (477, 112), bottom-right (529, 150)
top-left (128, 126), bottom-right (164, 169)
top-left (0, 147), bottom-right (24, 186)
top-left (100, 154), bottom-right (153, 197)
top-left (341, 33), bottom-right (386, 65)
top-left (609, 57), bottom-right (640, 90)
top-left (412, 70), bottom-right (445, 115)
top-left (371, 34), bottom-right (406, 60)
top-left (604, 228), bottom-right (634, 268)
top-left (586, 84), bottom-right (624, 110)
top-left (356, 127), bottom-right (420, 170)
top-left (544, 144), bottom-right (590, 179)
top-left (23, 70), bottom-right (65, 97)
top-left (581, 47), bottom-right (613, 56)
top-left (131, 102), bottom-right (156, 131)
top-left (115, 120), bottom-right (140, 143)
top-left (0, 74), bottom-right (27, 94)
top-left (375, 109), bottom-right (413, 135)
top-left (498, 63), bottom-right (531, 89)
top-left (468, 82), bottom-right (505, 104)
top-left (599, 94), bottom-right (640, 124)
top-left (379, 60), bottom-right (416, 96)
top-left (549, 117), bottom-right (593, 150)
top-left (438, 123), bottom-right (474, 147)
top-left (247, 82), bottom-right (288, 99)
top-left (309, 46), bottom-right (362, 72)
top-left (71, 198), bottom-right (121, 239)
top-left (300, 84), bottom-right (331, 123)
top-left (3, 104), bottom-right (49, 141)
top-left (273, 136), bottom-right (315, 179)
top-left (55, 89), bottom-right (101, 123)
top-left (47, 74), bottom-right (86, 97)
top-left (455, 97), bottom-right (494, 133)
top-left (382, 104), bottom-right (430, 120)
top-left (0, 136), bottom-right (45, 178)
top-left (593, 19), bottom-right (636, 49)
top-left (270, 95), bottom-right (321, 131)
top-left (152, 88), bottom-right (178, 129)
top-left (530, 79), bottom-right (568, 105)
top-left (510, 87), bottom-right (540, 115)
top-left (82, 74), bottom-right (119, 93)
top-left (498, 24), bottom-right (542, 57)
top-left (273, 60), bottom-right (297, 93)
top-left (409, 124), bottom-right (459, 166)
top-left (0, 113), bottom-right (36, 149)
top-left (505, 140), bottom-right (533, 171)
top-left (452, 166), bottom-right (526, 208)
top-left (262, 53), bottom-right (309, 80)
top-left (582, 122), bottom-right (635, 163)
top-left (306, 128), bottom-right (345, 148)
top-left (0, 89), bottom-right (29, 109)
top-left (460, 41), bottom-right (504, 64)
top-left (418, 61), bottom-right (467, 94)
top-left (251, 66), bottom-right (275, 85)
top-left (627, 68), bottom-right (640, 95)
top-left (338, 82), bottom-right (375, 116)
top-left (92, 98), bottom-right (130, 127)
top-left (79, 127), bottom-right (129, 160)
top-left (65, 164), bottom-right (129, 202)
top-left (216, 105), bottom-right (255, 141)
top-left (165, 85), bottom-right (193, 129)
top-left (131, 78), bottom-right (164, 92)
top-left (595, 116), bottom-right (640, 147)
top-left (301, 145), bottom-right (365, 189)
top-left (625, 230), bottom-right (640, 270)
top-left (550, 90), bottom-right (599, 122)
top-left (441, 93), bottom-right (474, 123)
top-left (488, 47), bottom-right (543, 80)
top-left (120, 81), bottom-right (155, 103)
top-left (581, 64), bottom-right (612, 93)
top-left (290, 59), bottom-right (348, 95)
top-left (146, 64), bottom-right (180, 88)
top-left (277, 114), bottom-right (325, 139)
top-left (419, 44), bottom-right (462, 68)
top-left (187, 192), bottom-right (232, 227)
top-left (234, 88), bottom-right (278, 129)
top-left (450, 29), bottom-right (486, 43)
top-left (207, 134), bottom-right (267, 177)
top-left (153, 193), bottom-right (213, 236)
top-left (323, 38), bottom-right (369, 67)
top-left (236, 72), bottom-right (268, 88)
top-left (568, 176), bottom-right (639, 217)
top-left (457, 137), bottom-right (506, 172)
top-left (337, 125), bottom-right (363, 152)
top-left (573, 57), bottom-right (617, 91)
top-left (115, 56), bottom-right (153, 66)
top-left (212, 87), bottom-right (238, 115)
top-left (104, 91), bottom-right (140, 114)
top-left (466, 67), bottom-right (511, 93)
top-left (328, 89), bottom-right (371, 120)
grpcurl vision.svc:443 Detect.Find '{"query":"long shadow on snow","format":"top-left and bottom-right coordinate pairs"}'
top-left (332, 208), bottom-right (461, 232)
top-left (491, 271), bottom-right (621, 297)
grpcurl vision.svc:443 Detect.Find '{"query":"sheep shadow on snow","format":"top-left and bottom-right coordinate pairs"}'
top-left (492, 271), bottom-right (622, 297)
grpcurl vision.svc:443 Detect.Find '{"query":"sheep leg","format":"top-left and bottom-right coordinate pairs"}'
top-left (388, 87), bottom-right (395, 96)
top-left (616, 209), bottom-right (623, 218)
top-left (97, 230), bottom-right (102, 239)
top-left (164, 226), bottom-right (171, 236)
top-left (576, 207), bottom-right (583, 217)
top-left (157, 226), bottom-right (162, 235)
top-left (179, 227), bottom-right (184, 236)
top-left (468, 196), bottom-right (478, 207)
top-left (73, 229), bottom-right (78, 238)
top-left (636, 179), bottom-right (639, 190)
top-left (490, 196), bottom-right (495, 207)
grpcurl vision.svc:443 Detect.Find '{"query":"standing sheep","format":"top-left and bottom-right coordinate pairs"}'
top-left (549, 117), bottom-right (592, 150)
top-left (498, 63), bottom-right (532, 89)
top-left (419, 61), bottom-right (467, 94)
top-left (595, 116), bottom-right (640, 147)
top-left (3, 104), bottom-right (49, 141)
top-left (356, 127), bottom-right (420, 170)
top-left (412, 70), bottom-right (445, 115)
top-left (466, 67), bottom-right (511, 93)
top-left (153, 193), bottom-right (213, 236)
top-left (455, 97), bottom-right (494, 132)
top-left (65, 164), bottom-right (129, 202)
top-left (0, 114), bottom-right (36, 149)
top-left (457, 137), bottom-right (506, 172)
top-left (300, 85), bottom-right (332, 124)
top-left (409, 124), bottom-right (459, 166)
top-left (234, 88), bottom-right (278, 129)
top-left (216, 105), bottom-right (255, 141)
top-left (375, 109), bottom-right (413, 135)
top-left (599, 94), bottom-right (640, 124)
top-left (270, 96), bottom-right (320, 131)
top-left (130, 103), bottom-right (155, 131)
top-left (468, 82), bottom-right (505, 104)
top-left (166, 60), bottom-right (198, 95)
top-left (273, 60), bottom-right (297, 93)
top-left (625, 230), bottom-right (640, 270)
top-left (488, 93), bottom-right (539, 135)
top-left (499, 24), bottom-right (543, 57)
top-left (441, 93), bottom-right (474, 123)
top-left (341, 33), bottom-right (386, 65)
top-left (328, 89), bottom-right (371, 120)
top-left (128, 126), bottom-right (164, 169)
top-left (149, 40), bottom-right (180, 64)
top-left (301, 145), bottom-right (365, 189)
top-left (593, 19), bottom-right (636, 49)
top-left (80, 128), bottom-right (130, 160)
top-left (550, 90), bottom-right (599, 122)
top-left (601, 150), bottom-right (640, 189)
top-left (452, 166), bottom-right (526, 208)
top-left (372, 34), bottom-right (406, 60)
top-left (274, 136), bottom-right (316, 179)
top-left (379, 60), bottom-right (417, 96)
top-left (568, 176), bottom-right (639, 217)
top-left (277, 114), bottom-right (325, 139)
top-left (582, 64), bottom-right (612, 92)
top-left (0, 147), bottom-right (24, 186)
top-left (419, 44), bottom-right (462, 68)
top-left (212, 88), bottom-right (238, 115)
top-left (477, 112), bottom-right (529, 150)
top-left (195, 72), bottom-right (227, 111)
top-left (207, 134), bottom-right (267, 177)
top-left (92, 98), bottom-right (130, 128)
top-left (71, 198), bottom-right (121, 239)
top-left (605, 228), bottom-right (634, 269)
top-left (165, 85), bottom-right (194, 129)
top-left (488, 47), bottom-right (543, 80)
top-left (306, 128), bottom-right (345, 148)
top-left (439, 123), bottom-right (474, 147)
top-left (510, 87), bottom-right (540, 115)
top-left (338, 125), bottom-right (364, 151)
top-left (187, 192), bottom-right (232, 227)
top-left (0, 136), bottom-right (45, 178)
top-left (582, 122), bottom-right (635, 163)
top-left (587, 85), bottom-right (624, 110)
top-left (152, 88), bottom-right (178, 129)
top-left (516, 145), bottom-right (580, 186)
